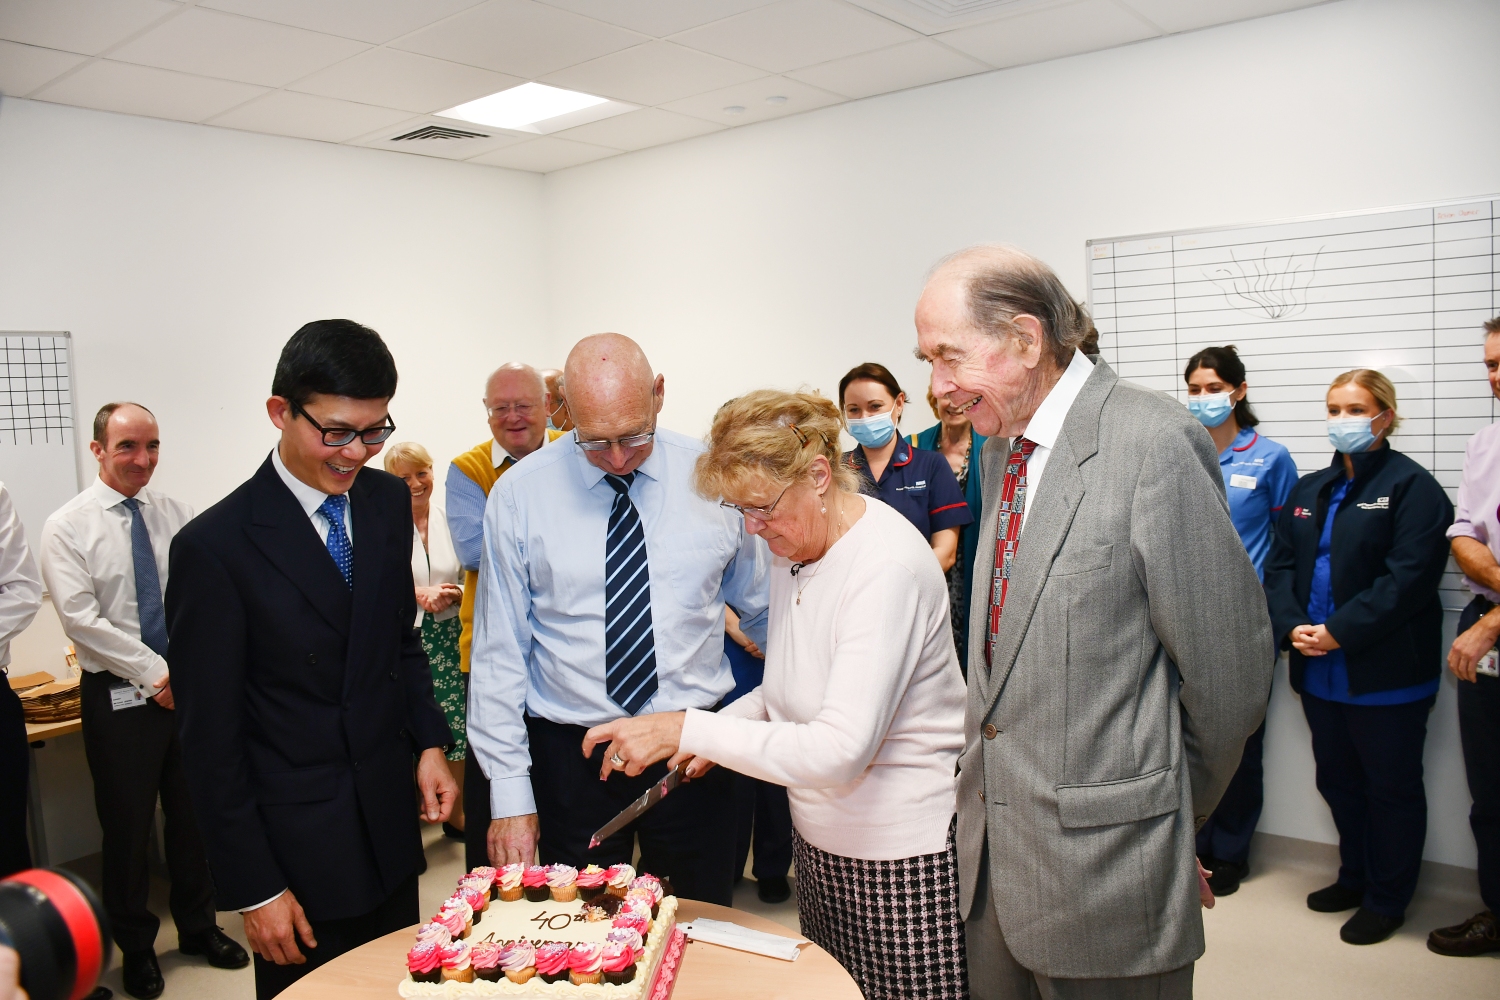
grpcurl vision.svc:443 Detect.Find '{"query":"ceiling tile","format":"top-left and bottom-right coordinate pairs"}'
top-left (661, 74), bottom-right (842, 126)
top-left (671, 0), bottom-right (918, 74)
top-left (393, 0), bottom-right (646, 79)
top-left (32, 59), bottom-right (267, 123)
top-left (0, 40), bottom-right (90, 97)
top-left (109, 7), bottom-right (368, 87)
top-left (534, 0), bottom-right (779, 37)
top-left (786, 38), bottom-right (990, 99)
top-left (207, 90), bottom-right (410, 142)
top-left (290, 48), bottom-right (522, 114)
top-left (198, 0), bottom-right (487, 45)
top-left (552, 107), bottom-right (724, 151)
top-left (542, 40), bottom-right (763, 106)
top-left (469, 135), bottom-right (619, 172)
top-left (936, 0), bottom-right (1158, 68)
top-left (349, 114), bottom-right (533, 159)
top-left (0, 0), bottom-right (179, 56)
top-left (844, 0), bottom-right (1060, 35)
top-left (1118, 0), bottom-right (1324, 34)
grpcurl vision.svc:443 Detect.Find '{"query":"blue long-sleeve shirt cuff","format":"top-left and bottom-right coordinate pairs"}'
top-left (490, 774), bottom-right (537, 818)
top-left (738, 605), bottom-right (769, 649)
top-left (446, 462), bottom-right (489, 572)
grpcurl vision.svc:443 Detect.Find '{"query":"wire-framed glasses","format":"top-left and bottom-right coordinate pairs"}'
top-left (486, 401), bottom-right (537, 419)
top-left (721, 484), bottom-right (790, 522)
top-left (291, 401), bottom-right (396, 447)
top-left (575, 428), bottom-right (655, 452)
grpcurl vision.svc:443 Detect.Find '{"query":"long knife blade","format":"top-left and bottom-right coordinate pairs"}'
top-left (588, 764), bottom-right (687, 849)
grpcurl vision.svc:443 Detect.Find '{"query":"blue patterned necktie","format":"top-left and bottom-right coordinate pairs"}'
top-left (603, 473), bottom-right (658, 715)
top-left (121, 498), bottom-right (168, 657)
top-left (318, 493), bottom-right (353, 587)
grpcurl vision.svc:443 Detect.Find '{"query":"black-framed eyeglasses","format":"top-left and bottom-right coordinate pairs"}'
top-left (721, 485), bottom-right (790, 522)
top-left (575, 426), bottom-right (655, 453)
top-left (291, 401), bottom-right (396, 447)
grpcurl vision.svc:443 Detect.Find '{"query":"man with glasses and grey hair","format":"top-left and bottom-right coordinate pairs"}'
top-left (916, 247), bottom-right (1272, 999)
top-left (446, 362), bottom-right (564, 869)
top-left (468, 333), bottom-right (770, 905)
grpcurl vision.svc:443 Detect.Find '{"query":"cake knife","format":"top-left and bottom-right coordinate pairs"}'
top-left (588, 763), bottom-right (688, 849)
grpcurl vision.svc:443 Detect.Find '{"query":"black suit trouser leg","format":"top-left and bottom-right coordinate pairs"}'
top-left (81, 671), bottom-right (216, 953)
top-left (526, 714), bottom-right (735, 905)
top-left (252, 872), bottom-right (418, 1000)
top-left (464, 751), bottom-right (492, 871)
top-left (734, 772), bottom-right (792, 881)
top-left (1195, 718), bottom-right (1266, 867)
top-left (1457, 595), bottom-right (1500, 913)
top-left (0, 681), bottom-right (31, 878)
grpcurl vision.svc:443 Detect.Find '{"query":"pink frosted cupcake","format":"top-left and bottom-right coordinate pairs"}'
top-left (497, 863), bottom-right (525, 902)
top-left (631, 875), bottom-right (664, 903)
top-left (469, 865), bottom-right (498, 900)
top-left (407, 941), bottom-right (442, 983)
top-left (605, 863), bottom-right (635, 899)
top-left (522, 865), bottom-right (550, 902)
top-left (414, 921), bottom-right (451, 947)
top-left (439, 941), bottom-right (474, 983)
top-left (601, 941), bottom-right (636, 985)
top-left (535, 942), bottom-right (571, 984)
top-left (470, 940), bottom-right (503, 982)
top-left (500, 940), bottom-right (537, 984)
top-left (568, 942), bottom-right (604, 986)
top-left (440, 895), bottom-right (473, 937)
top-left (576, 864), bottom-right (609, 902)
top-left (460, 885), bottom-right (488, 922)
top-left (433, 907), bottom-right (465, 940)
top-left (612, 910), bottom-right (650, 945)
top-left (626, 888), bottom-right (659, 921)
top-left (605, 926), bottom-right (643, 957)
top-left (547, 864), bottom-right (579, 902)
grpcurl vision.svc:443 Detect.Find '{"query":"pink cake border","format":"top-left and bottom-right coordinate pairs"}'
top-left (646, 927), bottom-right (686, 1000)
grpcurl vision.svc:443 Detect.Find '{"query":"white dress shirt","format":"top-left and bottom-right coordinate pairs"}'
top-left (271, 447), bottom-right (352, 545)
top-left (411, 502), bottom-right (461, 627)
top-left (40, 477), bottom-right (194, 695)
top-left (0, 483), bottom-right (42, 671)
top-left (1016, 349), bottom-right (1096, 535)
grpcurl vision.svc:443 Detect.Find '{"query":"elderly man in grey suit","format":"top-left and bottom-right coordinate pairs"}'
top-left (916, 245), bottom-right (1273, 999)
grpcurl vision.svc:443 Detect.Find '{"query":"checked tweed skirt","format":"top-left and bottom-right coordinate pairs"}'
top-left (793, 819), bottom-right (967, 999)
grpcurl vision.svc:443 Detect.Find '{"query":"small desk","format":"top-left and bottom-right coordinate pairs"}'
top-left (280, 900), bottom-right (862, 1000)
top-left (25, 716), bottom-right (82, 867)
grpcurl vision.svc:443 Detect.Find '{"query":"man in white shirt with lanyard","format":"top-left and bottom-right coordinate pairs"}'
top-left (41, 403), bottom-right (247, 1000)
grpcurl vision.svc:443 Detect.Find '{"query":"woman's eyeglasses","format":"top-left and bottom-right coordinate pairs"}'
top-left (721, 485), bottom-right (790, 522)
top-left (292, 401), bottom-right (396, 447)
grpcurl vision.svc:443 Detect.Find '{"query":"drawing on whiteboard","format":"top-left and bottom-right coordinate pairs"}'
top-left (0, 335), bottom-right (73, 445)
top-left (1205, 246), bottom-right (1323, 321)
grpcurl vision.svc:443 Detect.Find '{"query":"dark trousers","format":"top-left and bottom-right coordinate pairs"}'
top-left (464, 752), bottom-right (492, 872)
top-left (734, 772), bottom-right (792, 881)
top-left (1301, 689), bottom-right (1434, 917)
top-left (1195, 719), bottom-right (1265, 867)
top-left (253, 872), bottom-right (418, 1000)
top-left (1456, 595), bottom-right (1500, 913)
top-left (0, 680), bottom-right (31, 878)
top-left (80, 670), bottom-right (215, 953)
top-left (526, 714), bottom-right (736, 905)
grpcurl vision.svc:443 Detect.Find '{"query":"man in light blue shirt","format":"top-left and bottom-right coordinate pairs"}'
top-left (469, 333), bottom-right (769, 905)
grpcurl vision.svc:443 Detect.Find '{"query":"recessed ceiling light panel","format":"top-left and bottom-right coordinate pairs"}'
top-left (437, 82), bottom-right (635, 135)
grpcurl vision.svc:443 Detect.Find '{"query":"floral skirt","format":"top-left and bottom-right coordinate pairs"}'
top-left (422, 612), bottom-right (466, 761)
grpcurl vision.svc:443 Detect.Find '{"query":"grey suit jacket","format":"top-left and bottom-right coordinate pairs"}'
top-left (956, 357), bottom-right (1273, 979)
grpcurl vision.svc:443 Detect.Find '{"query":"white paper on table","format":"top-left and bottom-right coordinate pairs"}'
top-left (679, 918), bottom-right (808, 961)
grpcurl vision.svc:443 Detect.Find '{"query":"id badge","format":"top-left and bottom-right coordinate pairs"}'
top-left (1478, 649), bottom-right (1499, 679)
top-left (109, 681), bottom-right (147, 711)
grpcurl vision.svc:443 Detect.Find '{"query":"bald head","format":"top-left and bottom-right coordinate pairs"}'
top-left (564, 334), bottom-right (664, 475)
top-left (539, 367), bottom-right (572, 432)
top-left (485, 362), bottom-right (546, 402)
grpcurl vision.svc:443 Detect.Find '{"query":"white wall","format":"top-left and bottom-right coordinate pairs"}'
top-left (542, 0), bottom-right (1500, 868)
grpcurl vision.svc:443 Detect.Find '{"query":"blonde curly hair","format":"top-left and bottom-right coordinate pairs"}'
top-left (695, 389), bottom-right (860, 502)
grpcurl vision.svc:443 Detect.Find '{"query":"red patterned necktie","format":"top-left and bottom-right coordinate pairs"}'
top-left (987, 438), bottom-right (1037, 669)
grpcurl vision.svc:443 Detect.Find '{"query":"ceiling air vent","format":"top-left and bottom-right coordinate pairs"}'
top-left (391, 124), bottom-right (491, 142)
top-left (847, 0), bottom-right (1047, 31)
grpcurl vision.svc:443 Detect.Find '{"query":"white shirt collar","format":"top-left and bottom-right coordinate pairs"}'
top-left (271, 446), bottom-right (337, 520)
top-left (573, 431), bottom-right (665, 490)
top-left (491, 438), bottom-right (517, 469)
top-left (1018, 349), bottom-right (1095, 450)
top-left (90, 476), bottom-right (148, 509)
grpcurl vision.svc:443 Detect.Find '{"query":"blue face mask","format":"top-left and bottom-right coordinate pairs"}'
top-left (847, 412), bottom-right (897, 448)
top-left (1187, 392), bottom-right (1234, 428)
top-left (1327, 413), bottom-right (1385, 454)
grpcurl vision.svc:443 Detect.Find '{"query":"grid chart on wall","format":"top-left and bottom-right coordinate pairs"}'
top-left (0, 334), bottom-right (73, 445)
top-left (1088, 197), bottom-right (1500, 611)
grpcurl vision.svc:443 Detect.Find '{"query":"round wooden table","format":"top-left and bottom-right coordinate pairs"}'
top-left (279, 900), bottom-right (862, 1000)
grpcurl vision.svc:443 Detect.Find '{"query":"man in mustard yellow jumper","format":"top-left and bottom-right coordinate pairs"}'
top-left (446, 362), bottom-right (561, 869)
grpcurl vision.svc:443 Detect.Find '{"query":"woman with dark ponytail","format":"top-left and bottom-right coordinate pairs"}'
top-left (1183, 345), bottom-right (1299, 897)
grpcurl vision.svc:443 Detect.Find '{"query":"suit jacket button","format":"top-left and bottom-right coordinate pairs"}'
top-left (307, 653), bottom-right (317, 665)
top-left (354, 760), bottom-right (361, 771)
top-left (983, 724), bottom-right (998, 740)
top-left (978, 791), bottom-right (985, 803)
top-left (389, 671), bottom-right (399, 681)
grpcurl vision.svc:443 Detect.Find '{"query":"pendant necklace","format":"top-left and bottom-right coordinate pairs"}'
top-left (790, 496), bottom-right (846, 606)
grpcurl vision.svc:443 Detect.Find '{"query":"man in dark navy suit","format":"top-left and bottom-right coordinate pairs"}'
top-left (166, 320), bottom-right (456, 999)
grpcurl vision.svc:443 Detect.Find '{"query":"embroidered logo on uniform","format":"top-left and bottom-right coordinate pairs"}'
top-left (1356, 496), bottom-right (1390, 510)
top-left (1293, 507), bottom-right (1312, 519)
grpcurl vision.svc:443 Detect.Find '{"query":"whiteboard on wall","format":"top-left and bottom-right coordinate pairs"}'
top-left (1087, 197), bottom-right (1500, 611)
top-left (0, 333), bottom-right (82, 560)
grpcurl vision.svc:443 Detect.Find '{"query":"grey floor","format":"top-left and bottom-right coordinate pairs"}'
top-left (61, 825), bottom-right (1498, 999)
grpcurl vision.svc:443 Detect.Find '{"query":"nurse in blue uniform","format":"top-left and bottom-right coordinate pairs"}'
top-left (837, 363), bottom-right (971, 571)
top-left (1184, 345), bottom-right (1299, 896)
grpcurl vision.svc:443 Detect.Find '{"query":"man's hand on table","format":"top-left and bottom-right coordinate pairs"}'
top-left (488, 815), bottom-right (539, 866)
top-left (416, 747), bottom-right (458, 823)
top-left (243, 891), bottom-right (317, 965)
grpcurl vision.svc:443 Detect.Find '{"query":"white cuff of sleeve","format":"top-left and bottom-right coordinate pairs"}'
top-left (240, 889), bottom-right (286, 913)
top-left (490, 774), bottom-right (537, 818)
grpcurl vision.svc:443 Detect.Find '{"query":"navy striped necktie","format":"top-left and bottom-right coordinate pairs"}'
top-left (603, 473), bottom-right (658, 715)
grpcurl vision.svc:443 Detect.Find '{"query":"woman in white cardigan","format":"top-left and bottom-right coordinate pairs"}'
top-left (385, 442), bottom-right (466, 838)
top-left (584, 390), bottom-right (966, 1000)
